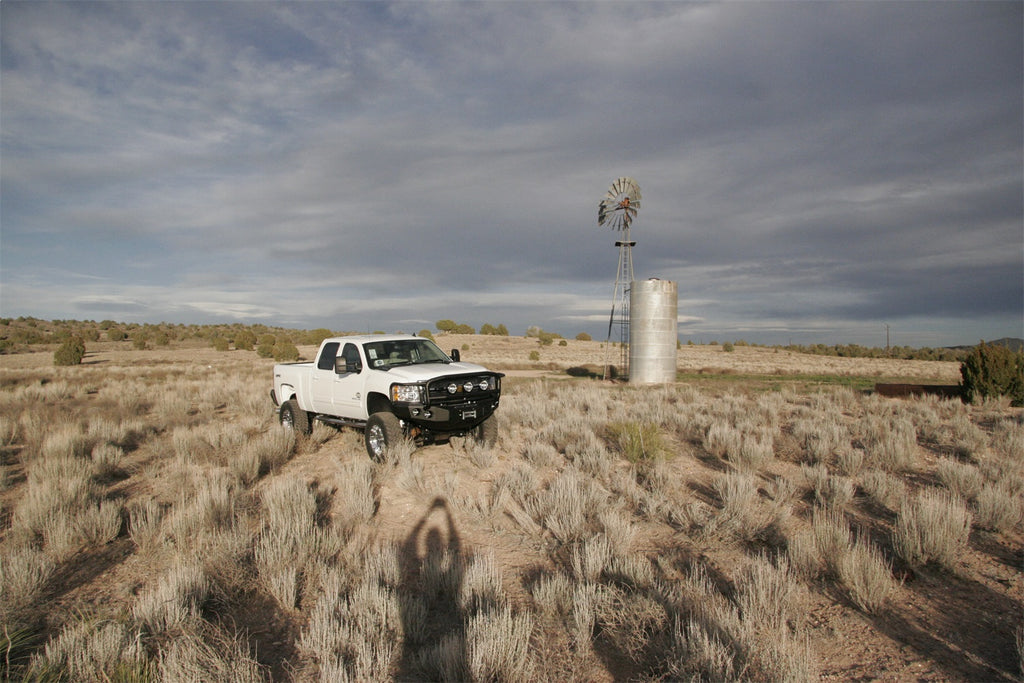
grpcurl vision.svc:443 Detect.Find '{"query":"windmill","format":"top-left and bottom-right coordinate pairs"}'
top-left (599, 177), bottom-right (641, 379)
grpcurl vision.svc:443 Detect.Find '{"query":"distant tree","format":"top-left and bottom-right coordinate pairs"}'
top-left (453, 323), bottom-right (475, 335)
top-left (436, 320), bottom-right (457, 333)
top-left (575, 332), bottom-right (592, 341)
top-left (479, 323), bottom-right (498, 336)
top-left (54, 337), bottom-right (85, 366)
top-left (496, 324), bottom-right (509, 336)
top-left (107, 328), bottom-right (127, 342)
top-left (960, 341), bottom-right (1024, 407)
top-left (212, 337), bottom-right (230, 351)
top-left (418, 329), bottom-right (434, 340)
top-left (132, 332), bottom-right (148, 350)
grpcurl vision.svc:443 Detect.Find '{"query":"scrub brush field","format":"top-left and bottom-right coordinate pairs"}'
top-left (1, 339), bottom-right (1020, 681)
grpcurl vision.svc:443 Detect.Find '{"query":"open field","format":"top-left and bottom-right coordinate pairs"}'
top-left (1, 340), bottom-right (1020, 681)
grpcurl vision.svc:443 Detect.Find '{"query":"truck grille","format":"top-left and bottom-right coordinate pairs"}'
top-left (426, 374), bottom-right (501, 405)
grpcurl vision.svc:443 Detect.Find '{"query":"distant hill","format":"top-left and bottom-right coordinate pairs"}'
top-left (946, 338), bottom-right (1023, 352)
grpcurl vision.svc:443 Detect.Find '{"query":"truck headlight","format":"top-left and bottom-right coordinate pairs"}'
top-left (391, 384), bottom-right (424, 403)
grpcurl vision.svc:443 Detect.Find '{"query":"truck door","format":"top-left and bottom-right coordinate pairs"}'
top-left (310, 341), bottom-right (340, 414)
top-left (331, 343), bottom-right (367, 419)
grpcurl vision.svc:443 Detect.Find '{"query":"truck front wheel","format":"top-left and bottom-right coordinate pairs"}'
top-left (473, 416), bottom-right (498, 447)
top-left (365, 412), bottom-right (402, 460)
top-left (280, 399), bottom-right (311, 435)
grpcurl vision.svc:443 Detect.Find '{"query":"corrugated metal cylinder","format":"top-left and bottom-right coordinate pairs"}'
top-left (629, 279), bottom-right (678, 384)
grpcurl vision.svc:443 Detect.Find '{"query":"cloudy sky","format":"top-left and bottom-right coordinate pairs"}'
top-left (2, 1), bottom-right (1021, 347)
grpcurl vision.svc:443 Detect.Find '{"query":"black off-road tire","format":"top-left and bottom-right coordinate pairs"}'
top-left (280, 399), bottom-right (311, 435)
top-left (365, 411), bottom-right (402, 460)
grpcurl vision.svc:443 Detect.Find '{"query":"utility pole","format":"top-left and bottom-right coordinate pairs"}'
top-left (885, 323), bottom-right (891, 356)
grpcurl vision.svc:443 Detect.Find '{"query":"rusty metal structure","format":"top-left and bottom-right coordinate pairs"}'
top-left (599, 177), bottom-right (641, 379)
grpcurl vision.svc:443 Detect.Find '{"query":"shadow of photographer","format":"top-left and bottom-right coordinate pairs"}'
top-left (397, 496), bottom-right (467, 680)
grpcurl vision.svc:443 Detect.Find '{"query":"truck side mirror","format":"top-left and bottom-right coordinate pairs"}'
top-left (336, 358), bottom-right (361, 374)
top-left (450, 349), bottom-right (460, 362)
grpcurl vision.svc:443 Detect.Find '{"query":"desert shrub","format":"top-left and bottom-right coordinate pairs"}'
top-left (936, 459), bottom-right (983, 500)
top-left (211, 336), bottom-right (230, 351)
top-left (528, 350), bottom-right (540, 361)
top-left (860, 470), bottom-right (906, 512)
top-left (133, 562), bottom-right (210, 635)
top-left (53, 337), bottom-right (85, 366)
top-left (837, 534), bottom-right (897, 614)
top-left (607, 421), bottom-right (663, 463)
top-left (0, 546), bottom-right (55, 620)
top-left (894, 489), bottom-right (972, 570)
top-left (576, 332), bottom-right (592, 341)
top-left (273, 341), bottom-right (300, 361)
top-left (972, 483), bottom-right (1023, 532)
top-left (466, 606), bottom-right (534, 682)
top-left (27, 618), bottom-right (150, 682)
top-left (157, 628), bottom-right (263, 682)
top-left (861, 414), bottom-right (918, 472)
top-left (960, 342), bottom-right (1024, 406)
top-left (722, 342), bottom-right (735, 352)
top-left (256, 342), bottom-right (275, 358)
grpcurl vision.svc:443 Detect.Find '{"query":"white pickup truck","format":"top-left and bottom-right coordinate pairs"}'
top-left (271, 334), bottom-right (504, 459)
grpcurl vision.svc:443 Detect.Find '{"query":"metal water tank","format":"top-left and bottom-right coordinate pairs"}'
top-left (629, 279), bottom-right (678, 384)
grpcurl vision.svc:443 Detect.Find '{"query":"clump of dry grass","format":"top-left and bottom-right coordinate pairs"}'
top-left (860, 470), bottom-right (907, 512)
top-left (837, 534), bottom-right (898, 614)
top-left (27, 618), bottom-right (149, 682)
top-left (860, 412), bottom-right (919, 472)
top-left (299, 559), bottom-right (403, 681)
top-left (972, 483), bottom-right (1023, 532)
top-left (894, 488), bottom-right (972, 570)
top-left (0, 546), bottom-right (54, 621)
top-left (133, 561), bottom-right (211, 635)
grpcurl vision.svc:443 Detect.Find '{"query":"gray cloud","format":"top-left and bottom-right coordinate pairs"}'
top-left (1, 1), bottom-right (1020, 346)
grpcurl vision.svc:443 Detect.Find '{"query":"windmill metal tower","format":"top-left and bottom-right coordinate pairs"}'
top-left (598, 177), bottom-right (641, 379)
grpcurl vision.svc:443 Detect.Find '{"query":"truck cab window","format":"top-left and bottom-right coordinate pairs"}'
top-left (317, 342), bottom-right (341, 370)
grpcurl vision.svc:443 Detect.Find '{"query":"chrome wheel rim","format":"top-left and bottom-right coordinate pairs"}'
top-left (367, 423), bottom-right (386, 456)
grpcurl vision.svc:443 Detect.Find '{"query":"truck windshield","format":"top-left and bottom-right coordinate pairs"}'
top-left (362, 339), bottom-right (451, 369)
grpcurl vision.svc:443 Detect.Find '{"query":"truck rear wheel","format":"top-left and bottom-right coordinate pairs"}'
top-left (280, 399), bottom-right (311, 435)
top-left (365, 411), bottom-right (402, 460)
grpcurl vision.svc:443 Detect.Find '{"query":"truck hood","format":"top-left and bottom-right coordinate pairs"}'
top-left (380, 362), bottom-right (491, 383)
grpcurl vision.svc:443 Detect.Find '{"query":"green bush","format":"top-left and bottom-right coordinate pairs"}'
top-left (723, 342), bottom-right (735, 353)
top-left (273, 342), bottom-right (300, 362)
top-left (418, 329), bottom-right (434, 340)
top-left (606, 421), bottom-right (664, 463)
top-left (257, 343), bottom-right (275, 358)
top-left (212, 337), bottom-right (230, 352)
top-left (107, 329), bottom-right (126, 342)
top-left (54, 337), bottom-right (86, 366)
top-left (234, 330), bottom-right (257, 350)
top-left (575, 332), bottom-right (592, 341)
top-left (960, 342), bottom-right (1024, 406)
top-left (528, 350), bottom-right (540, 361)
